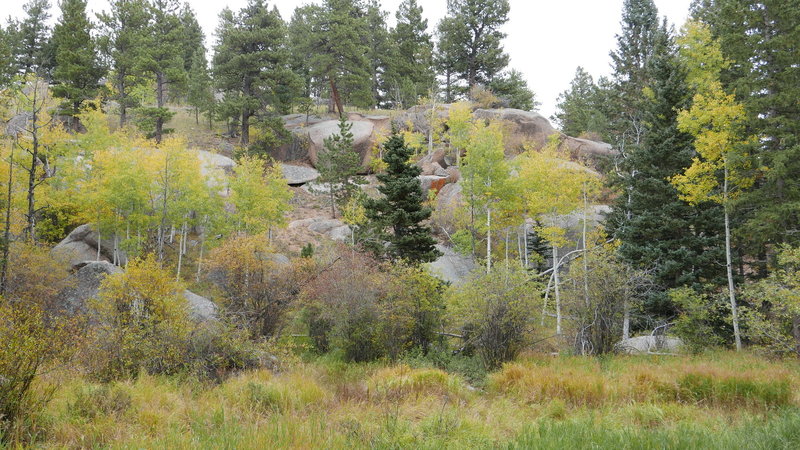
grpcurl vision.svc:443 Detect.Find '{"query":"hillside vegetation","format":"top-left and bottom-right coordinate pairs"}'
top-left (2, 0), bottom-right (800, 447)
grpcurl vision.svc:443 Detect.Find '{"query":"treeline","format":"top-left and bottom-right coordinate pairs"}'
top-left (0, 0), bottom-right (535, 145)
top-left (553, 0), bottom-right (800, 351)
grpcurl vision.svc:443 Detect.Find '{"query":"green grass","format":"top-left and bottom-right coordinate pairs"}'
top-left (23, 352), bottom-right (800, 448)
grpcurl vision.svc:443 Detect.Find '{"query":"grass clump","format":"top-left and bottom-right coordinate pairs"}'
top-left (368, 365), bottom-right (469, 400)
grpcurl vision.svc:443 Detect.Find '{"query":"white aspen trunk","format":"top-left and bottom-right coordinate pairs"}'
top-left (96, 234), bottom-right (101, 261)
top-left (505, 228), bottom-right (510, 272)
top-left (724, 163), bottom-right (742, 351)
top-left (542, 270), bottom-right (555, 326)
top-left (623, 297), bottom-right (631, 340)
top-left (486, 208), bottom-right (492, 274)
top-left (196, 235), bottom-right (205, 283)
top-left (113, 232), bottom-right (119, 266)
top-left (517, 225), bottom-right (523, 267)
top-left (176, 221), bottom-right (186, 281)
top-left (523, 222), bottom-right (529, 268)
top-left (169, 224), bottom-right (175, 244)
top-left (582, 189), bottom-right (590, 309)
top-left (553, 245), bottom-right (562, 335)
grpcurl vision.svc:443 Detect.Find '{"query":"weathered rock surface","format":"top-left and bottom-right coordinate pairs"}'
top-left (289, 217), bottom-right (351, 242)
top-left (52, 224), bottom-right (118, 269)
top-left (433, 182), bottom-right (464, 235)
top-left (617, 336), bottom-right (683, 354)
top-left (419, 175), bottom-right (449, 197)
top-left (427, 245), bottom-right (475, 285)
top-left (58, 261), bottom-right (122, 315)
top-left (282, 119), bottom-right (375, 167)
top-left (281, 163), bottom-right (320, 185)
top-left (183, 290), bottom-right (218, 321)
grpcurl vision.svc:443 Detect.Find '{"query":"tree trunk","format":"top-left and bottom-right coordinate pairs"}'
top-left (330, 78), bottom-right (344, 118)
top-left (486, 207), bottom-right (492, 274)
top-left (582, 188), bottom-right (590, 309)
top-left (0, 143), bottom-right (14, 295)
top-left (25, 84), bottom-right (40, 243)
top-left (553, 245), bottom-right (562, 335)
top-left (155, 71), bottom-right (165, 144)
top-left (724, 163), bottom-right (742, 351)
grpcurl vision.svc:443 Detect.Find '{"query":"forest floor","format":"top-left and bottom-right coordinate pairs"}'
top-left (28, 351), bottom-right (800, 449)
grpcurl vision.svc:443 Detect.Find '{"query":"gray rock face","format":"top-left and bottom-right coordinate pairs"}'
top-left (183, 290), bottom-right (218, 321)
top-left (289, 217), bottom-right (351, 242)
top-left (52, 224), bottom-right (119, 269)
top-left (474, 108), bottom-right (557, 147)
top-left (281, 113), bottom-right (325, 129)
top-left (419, 175), bottom-right (449, 197)
top-left (281, 163), bottom-right (320, 185)
top-left (617, 336), bottom-right (683, 354)
top-left (58, 261), bottom-right (122, 315)
top-left (433, 182), bottom-right (464, 234)
top-left (427, 245), bottom-right (475, 285)
top-left (289, 119), bottom-right (374, 167)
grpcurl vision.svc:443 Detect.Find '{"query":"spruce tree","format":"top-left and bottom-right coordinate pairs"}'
top-left (489, 69), bottom-right (537, 111)
top-left (553, 67), bottom-right (607, 137)
top-left (697, 0), bottom-right (800, 266)
top-left (365, 129), bottom-right (440, 264)
top-left (317, 117), bottom-right (362, 218)
top-left (51, 0), bottom-right (105, 128)
top-left (0, 26), bottom-right (15, 86)
top-left (607, 30), bottom-right (725, 317)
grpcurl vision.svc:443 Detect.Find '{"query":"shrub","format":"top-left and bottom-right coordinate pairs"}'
top-left (86, 255), bottom-right (191, 380)
top-left (0, 301), bottom-right (74, 443)
top-left (670, 287), bottom-right (726, 353)
top-left (69, 384), bottom-right (132, 419)
top-left (299, 250), bottom-right (445, 361)
top-left (446, 266), bottom-right (540, 369)
top-left (208, 235), bottom-right (312, 339)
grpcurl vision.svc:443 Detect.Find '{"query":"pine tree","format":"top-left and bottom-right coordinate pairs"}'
top-left (364, 129), bottom-right (440, 264)
top-left (51, 0), bottom-right (105, 129)
top-left (14, 0), bottom-right (53, 76)
top-left (97, 0), bottom-right (151, 127)
top-left (186, 47), bottom-right (213, 126)
top-left (435, 0), bottom-right (510, 94)
top-left (363, 1), bottom-right (391, 108)
top-left (606, 29), bottom-right (725, 318)
top-left (317, 117), bottom-right (362, 218)
top-left (213, 0), bottom-right (297, 145)
top-left (553, 67), bottom-right (607, 137)
top-left (137, 0), bottom-right (185, 143)
top-left (489, 69), bottom-right (537, 110)
top-left (0, 25), bottom-right (15, 85)
top-left (387, 0), bottom-right (435, 107)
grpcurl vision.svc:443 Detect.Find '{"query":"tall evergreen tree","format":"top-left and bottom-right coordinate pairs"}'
top-left (435, 0), bottom-right (510, 95)
top-left (363, 1), bottom-right (392, 108)
top-left (177, 4), bottom-right (203, 73)
top-left (213, 0), bottom-right (297, 145)
top-left (137, 0), bottom-right (186, 143)
top-left (97, 0), bottom-right (151, 127)
top-left (51, 0), bottom-right (105, 128)
top-left (696, 0), bottom-right (800, 267)
top-left (186, 47), bottom-right (213, 126)
top-left (387, 0), bottom-right (435, 108)
top-left (14, 0), bottom-right (53, 76)
top-left (299, 0), bottom-right (372, 115)
top-left (0, 25), bottom-right (15, 85)
top-left (606, 30), bottom-right (725, 317)
top-left (365, 129), bottom-right (440, 264)
top-left (553, 67), bottom-right (607, 137)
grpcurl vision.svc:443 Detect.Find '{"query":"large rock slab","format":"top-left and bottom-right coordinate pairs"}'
top-left (288, 217), bottom-right (351, 242)
top-left (52, 224), bottom-right (118, 269)
top-left (281, 163), bottom-right (320, 185)
top-left (427, 245), bottom-right (475, 285)
top-left (184, 290), bottom-right (218, 321)
top-left (617, 336), bottom-right (683, 354)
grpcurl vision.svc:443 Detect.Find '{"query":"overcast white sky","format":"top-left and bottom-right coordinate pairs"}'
top-left (5, 0), bottom-right (692, 119)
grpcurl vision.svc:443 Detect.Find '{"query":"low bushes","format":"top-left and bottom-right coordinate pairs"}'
top-left (367, 365), bottom-right (468, 400)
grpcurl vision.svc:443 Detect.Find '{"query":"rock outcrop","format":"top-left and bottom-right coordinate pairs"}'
top-left (288, 217), bottom-right (351, 242)
top-left (52, 224), bottom-right (119, 269)
top-left (281, 163), bottom-right (320, 185)
top-left (617, 336), bottom-right (683, 354)
top-left (427, 245), bottom-right (475, 285)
